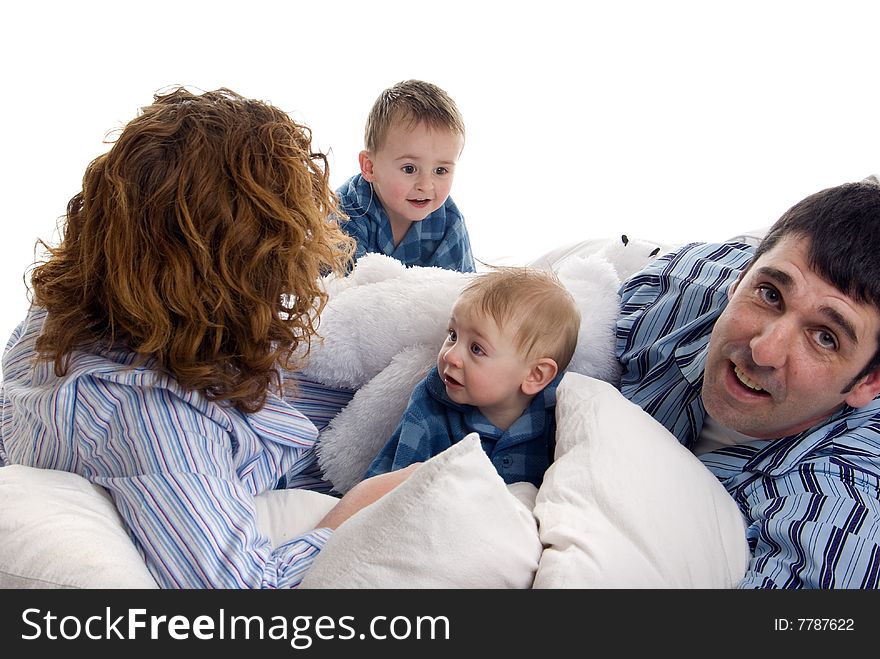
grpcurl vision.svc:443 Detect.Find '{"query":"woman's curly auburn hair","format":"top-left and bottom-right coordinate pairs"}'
top-left (30, 87), bottom-right (355, 413)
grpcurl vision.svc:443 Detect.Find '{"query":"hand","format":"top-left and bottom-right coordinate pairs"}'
top-left (315, 463), bottom-right (422, 530)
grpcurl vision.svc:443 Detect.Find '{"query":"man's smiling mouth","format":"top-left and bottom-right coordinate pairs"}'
top-left (734, 364), bottom-right (765, 393)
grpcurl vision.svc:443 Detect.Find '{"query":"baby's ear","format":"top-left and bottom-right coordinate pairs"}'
top-left (522, 358), bottom-right (558, 396)
top-left (359, 151), bottom-right (375, 180)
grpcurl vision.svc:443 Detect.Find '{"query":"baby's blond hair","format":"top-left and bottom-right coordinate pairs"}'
top-left (458, 267), bottom-right (580, 370)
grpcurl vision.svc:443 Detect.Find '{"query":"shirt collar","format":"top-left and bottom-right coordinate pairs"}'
top-left (244, 393), bottom-right (318, 449)
top-left (426, 366), bottom-right (561, 441)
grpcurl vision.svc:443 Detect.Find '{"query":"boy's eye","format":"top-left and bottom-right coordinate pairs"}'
top-left (469, 343), bottom-right (484, 356)
top-left (435, 167), bottom-right (448, 175)
top-left (402, 165), bottom-right (416, 174)
top-left (447, 329), bottom-right (457, 342)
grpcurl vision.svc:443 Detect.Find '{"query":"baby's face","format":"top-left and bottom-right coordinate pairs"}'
top-left (363, 121), bottom-right (463, 228)
top-left (437, 301), bottom-right (532, 427)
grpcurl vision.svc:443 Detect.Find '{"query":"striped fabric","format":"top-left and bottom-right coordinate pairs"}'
top-left (335, 173), bottom-right (476, 272)
top-left (616, 242), bottom-right (880, 588)
top-left (0, 307), bottom-right (345, 588)
top-left (364, 366), bottom-right (559, 487)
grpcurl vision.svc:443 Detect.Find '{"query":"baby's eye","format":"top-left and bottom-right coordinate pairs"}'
top-left (434, 166), bottom-right (449, 175)
top-left (401, 165), bottom-right (416, 175)
top-left (447, 329), bottom-right (457, 342)
top-left (469, 343), bottom-right (484, 356)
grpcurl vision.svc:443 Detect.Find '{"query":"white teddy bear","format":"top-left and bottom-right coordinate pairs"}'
top-left (304, 237), bottom-right (667, 493)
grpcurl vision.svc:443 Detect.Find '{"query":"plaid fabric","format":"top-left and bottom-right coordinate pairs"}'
top-left (335, 173), bottom-right (476, 272)
top-left (617, 241), bottom-right (880, 589)
top-left (364, 366), bottom-right (559, 487)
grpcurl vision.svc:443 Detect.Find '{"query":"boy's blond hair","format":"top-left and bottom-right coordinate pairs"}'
top-left (364, 79), bottom-right (465, 153)
top-left (458, 267), bottom-right (580, 370)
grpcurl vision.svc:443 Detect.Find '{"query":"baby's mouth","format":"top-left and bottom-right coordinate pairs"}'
top-left (443, 373), bottom-right (462, 387)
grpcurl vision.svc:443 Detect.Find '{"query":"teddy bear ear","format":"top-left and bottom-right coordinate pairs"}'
top-left (621, 234), bottom-right (629, 246)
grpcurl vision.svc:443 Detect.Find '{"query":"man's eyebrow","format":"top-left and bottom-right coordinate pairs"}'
top-left (820, 306), bottom-right (858, 345)
top-left (755, 266), bottom-right (793, 288)
top-left (756, 266), bottom-right (858, 344)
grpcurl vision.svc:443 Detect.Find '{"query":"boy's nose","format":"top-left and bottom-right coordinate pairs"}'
top-left (415, 171), bottom-right (433, 192)
top-left (441, 344), bottom-right (462, 367)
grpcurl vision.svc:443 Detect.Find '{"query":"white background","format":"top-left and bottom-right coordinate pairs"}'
top-left (2, 0), bottom-right (878, 346)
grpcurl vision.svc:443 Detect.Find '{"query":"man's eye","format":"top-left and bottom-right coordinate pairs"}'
top-left (814, 329), bottom-right (838, 350)
top-left (758, 285), bottom-right (781, 305)
top-left (402, 165), bottom-right (416, 174)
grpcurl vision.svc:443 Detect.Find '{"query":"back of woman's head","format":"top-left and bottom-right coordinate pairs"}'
top-left (31, 86), bottom-right (354, 412)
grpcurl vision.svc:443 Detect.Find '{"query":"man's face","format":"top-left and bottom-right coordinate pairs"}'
top-left (702, 235), bottom-right (880, 439)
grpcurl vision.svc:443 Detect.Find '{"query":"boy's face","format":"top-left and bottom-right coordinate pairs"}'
top-left (437, 299), bottom-right (535, 429)
top-left (360, 121), bottom-right (464, 230)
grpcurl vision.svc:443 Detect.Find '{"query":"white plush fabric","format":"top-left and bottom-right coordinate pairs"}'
top-left (554, 251), bottom-right (624, 384)
top-left (303, 255), bottom-right (473, 389)
top-left (310, 251), bottom-right (628, 493)
top-left (532, 373), bottom-right (750, 589)
top-left (300, 435), bottom-right (543, 589)
top-left (317, 343), bottom-right (438, 493)
top-left (0, 464), bottom-right (341, 589)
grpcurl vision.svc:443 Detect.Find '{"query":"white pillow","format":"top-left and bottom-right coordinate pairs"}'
top-left (532, 373), bottom-right (750, 588)
top-left (0, 464), bottom-right (341, 589)
top-left (0, 465), bottom-right (158, 589)
top-left (300, 434), bottom-right (543, 588)
top-left (254, 488), bottom-right (339, 547)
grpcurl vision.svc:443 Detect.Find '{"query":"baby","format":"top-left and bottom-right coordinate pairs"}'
top-left (336, 79), bottom-right (475, 272)
top-left (363, 267), bottom-right (580, 486)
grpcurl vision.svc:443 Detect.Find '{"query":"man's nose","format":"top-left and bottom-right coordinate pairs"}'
top-left (749, 318), bottom-right (792, 369)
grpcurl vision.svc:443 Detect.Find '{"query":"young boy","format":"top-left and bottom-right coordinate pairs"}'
top-left (363, 267), bottom-right (581, 486)
top-left (336, 79), bottom-right (476, 272)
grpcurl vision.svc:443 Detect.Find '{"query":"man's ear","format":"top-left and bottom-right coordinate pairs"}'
top-left (728, 270), bottom-right (746, 300)
top-left (359, 150), bottom-right (375, 181)
top-left (844, 368), bottom-right (880, 408)
top-left (521, 358), bottom-right (558, 396)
